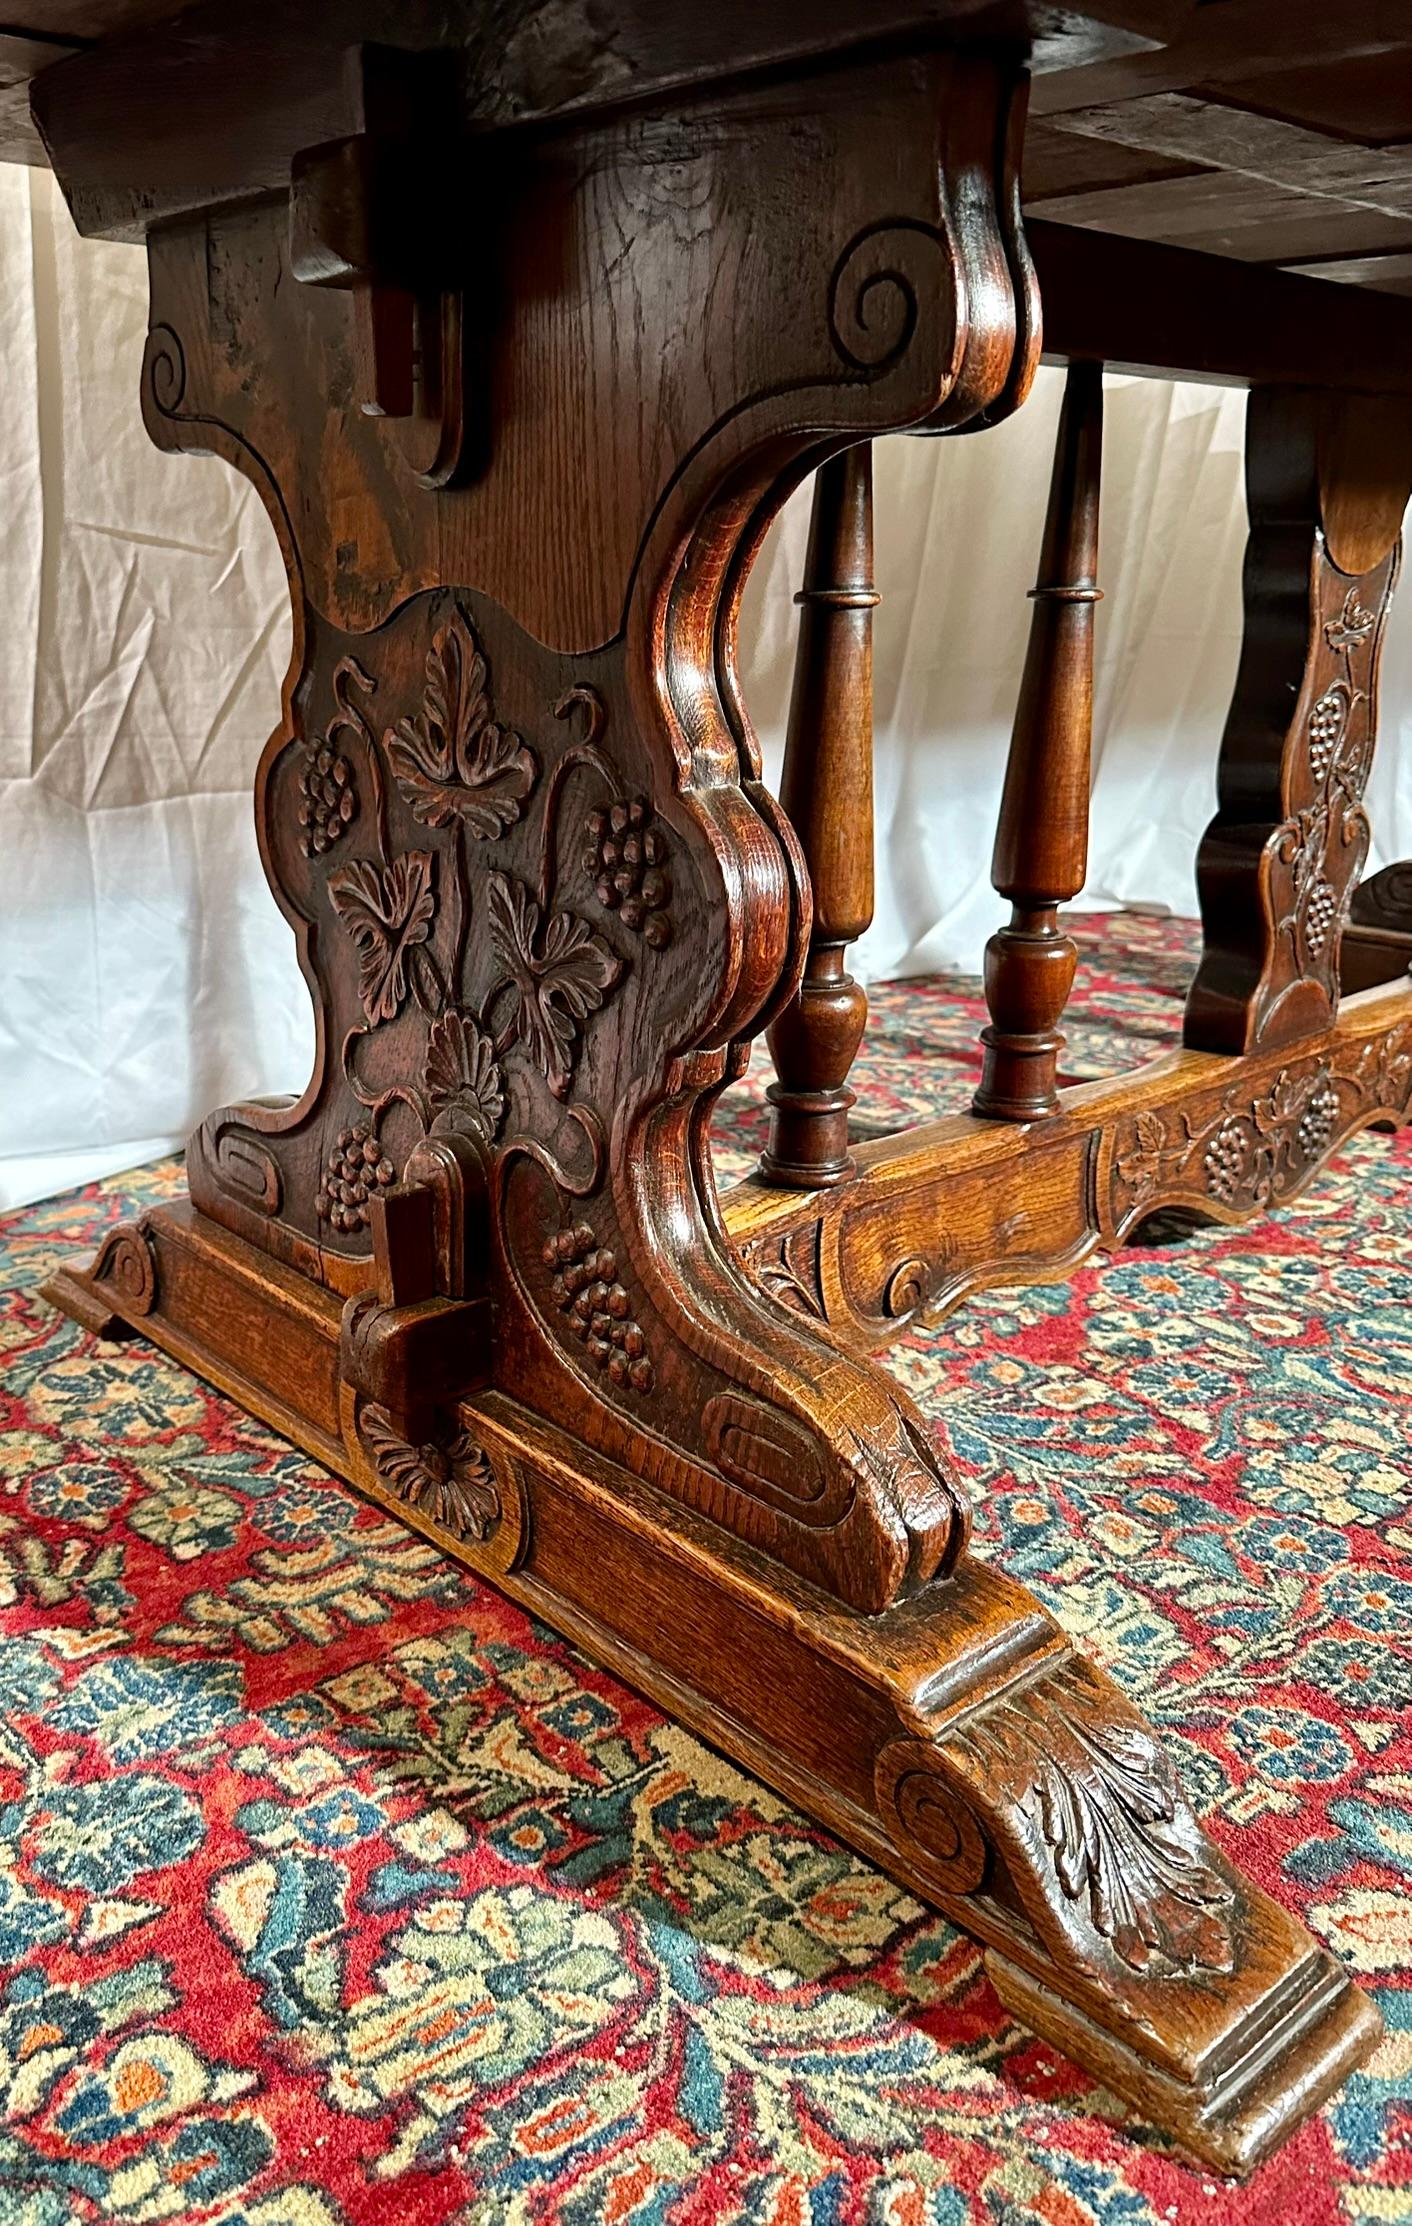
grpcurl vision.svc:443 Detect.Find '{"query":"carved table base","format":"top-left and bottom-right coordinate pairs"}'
top-left (46, 1194), bottom-right (1381, 2174)
top-left (33, 27), bottom-right (1389, 2173)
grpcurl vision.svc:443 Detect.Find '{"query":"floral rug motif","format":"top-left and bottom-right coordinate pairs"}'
top-left (1, 912), bottom-right (1410, 2225)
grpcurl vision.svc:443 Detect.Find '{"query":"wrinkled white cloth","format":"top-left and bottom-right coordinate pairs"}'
top-left (3, 165), bottom-right (1410, 1209)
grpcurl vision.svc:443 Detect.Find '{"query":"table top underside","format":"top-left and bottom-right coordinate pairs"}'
top-left (3, 2), bottom-right (1411, 299)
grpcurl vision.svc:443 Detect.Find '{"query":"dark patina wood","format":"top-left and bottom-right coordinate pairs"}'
top-left (26, 0), bottom-right (1412, 2173)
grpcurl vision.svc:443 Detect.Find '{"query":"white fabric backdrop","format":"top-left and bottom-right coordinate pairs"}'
top-left (4, 163), bottom-right (1412, 1210)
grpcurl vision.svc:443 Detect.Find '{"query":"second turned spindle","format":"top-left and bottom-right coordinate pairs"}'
top-left (973, 360), bottom-right (1104, 1122)
top-left (760, 444), bottom-right (877, 1187)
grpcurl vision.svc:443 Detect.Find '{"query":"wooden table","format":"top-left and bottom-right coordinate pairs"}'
top-left (21, 0), bottom-right (1412, 2173)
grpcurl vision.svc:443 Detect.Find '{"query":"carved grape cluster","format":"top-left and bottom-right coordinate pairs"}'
top-left (543, 1223), bottom-right (654, 1393)
top-left (297, 739), bottom-right (357, 856)
top-left (1296, 1075), bottom-right (1339, 1161)
top-left (1202, 1119), bottom-right (1248, 1206)
top-left (1307, 680), bottom-right (1355, 785)
top-left (1304, 877), bottom-right (1338, 959)
top-left (585, 800), bottom-right (672, 947)
top-left (316, 1125), bottom-right (396, 1235)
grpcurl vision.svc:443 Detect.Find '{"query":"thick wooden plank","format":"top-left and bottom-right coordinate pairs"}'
top-left (5, 3), bottom-right (175, 32)
top-left (1022, 114), bottom-right (1204, 201)
top-left (26, 0), bottom-right (1167, 236)
top-left (1043, 93), bottom-right (1412, 218)
top-left (1027, 173), bottom-right (1412, 266)
top-left (1033, 0), bottom-right (1412, 121)
top-left (1029, 218), bottom-right (1412, 389)
top-left (1281, 249), bottom-right (1412, 297)
top-left (1200, 54), bottom-right (1412, 147)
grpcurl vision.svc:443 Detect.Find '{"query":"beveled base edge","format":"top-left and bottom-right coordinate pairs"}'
top-left (44, 1195), bottom-right (1383, 2173)
top-left (990, 1948), bottom-right (1382, 2177)
top-left (43, 1266), bottom-right (134, 1341)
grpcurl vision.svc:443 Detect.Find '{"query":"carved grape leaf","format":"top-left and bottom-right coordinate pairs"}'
top-left (424, 1011), bottom-right (506, 1140)
top-left (1113, 1108), bottom-right (1171, 1201)
top-left (487, 871), bottom-right (623, 1099)
top-left (328, 852), bottom-right (437, 1026)
top-left (1324, 590), bottom-right (1376, 655)
top-left (360, 1405), bottom-right (501, 1543)
top-left (386, 606), bottom-right (537, 834)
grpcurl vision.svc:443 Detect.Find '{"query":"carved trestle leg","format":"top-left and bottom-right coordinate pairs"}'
top-left (760, 444), bottom-right (878, 1187)
top-left (1187, 386), bottom-right (1412, 1053)
top-left (974, 358), bottom-right (1103, 1119)
top-left (40, 46), bottom-right (1381, 2171)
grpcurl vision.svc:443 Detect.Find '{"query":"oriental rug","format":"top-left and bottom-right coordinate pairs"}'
top-left (0, 913), bottom-right (1408, 2226)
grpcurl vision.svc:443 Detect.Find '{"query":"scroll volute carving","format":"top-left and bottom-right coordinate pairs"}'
top-left (142, 48), bottom-right (1035, 651)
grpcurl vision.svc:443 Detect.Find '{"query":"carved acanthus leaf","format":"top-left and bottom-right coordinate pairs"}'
top-left (742, 1227), bottom-right (826, 1321)
top-left (953, 1663), bottom-right (1234, 1976)
top-left (487, 871), bottom-right (623, 1099)
top-left (328, 852), bottom-right (437, 1027)
top-left (386, 606), bottom-right (537, 835)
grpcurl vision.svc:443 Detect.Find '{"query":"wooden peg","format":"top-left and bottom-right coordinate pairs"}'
top-left (760, 444), bottom-right (878, 1187)
top-left (974, 360), bottom-right (1104, 1122)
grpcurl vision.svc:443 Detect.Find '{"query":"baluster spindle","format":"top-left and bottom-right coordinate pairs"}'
top-left (973, 359), bottom-right (1104, 1121)
top-left (760, 444), bottom-right (878, 1188)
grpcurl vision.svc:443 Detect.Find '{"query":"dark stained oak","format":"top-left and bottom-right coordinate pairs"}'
top-left (760, 445), bottom-right (878, 1188)
top-left (1030, 220), bottom-right (1412, 391)
top-left (974, 359), bottom-right (1103, 1121)
top-left (24, 0), bottom-right (1412, 2175)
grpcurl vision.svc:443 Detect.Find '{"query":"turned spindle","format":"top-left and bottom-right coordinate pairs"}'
top-left (760, 444), bottom-right (877, 1187)
top-left (973, 360), bottom-right (1104, 1122)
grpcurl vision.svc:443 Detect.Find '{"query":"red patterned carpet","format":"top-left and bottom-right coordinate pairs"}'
top-left (1, 913), bottom-right (1410, 2225)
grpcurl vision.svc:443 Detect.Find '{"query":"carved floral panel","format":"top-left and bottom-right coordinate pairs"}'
top-left (187, 590), bottom-right (698, 1411)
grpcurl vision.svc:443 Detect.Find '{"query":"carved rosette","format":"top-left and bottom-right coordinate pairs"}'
top-left (358, 1402), bottom-right (502, 1544)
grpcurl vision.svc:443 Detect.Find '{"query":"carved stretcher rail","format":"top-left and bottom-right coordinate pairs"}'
top-left (726, 980), bottom-right (1412, 1350)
